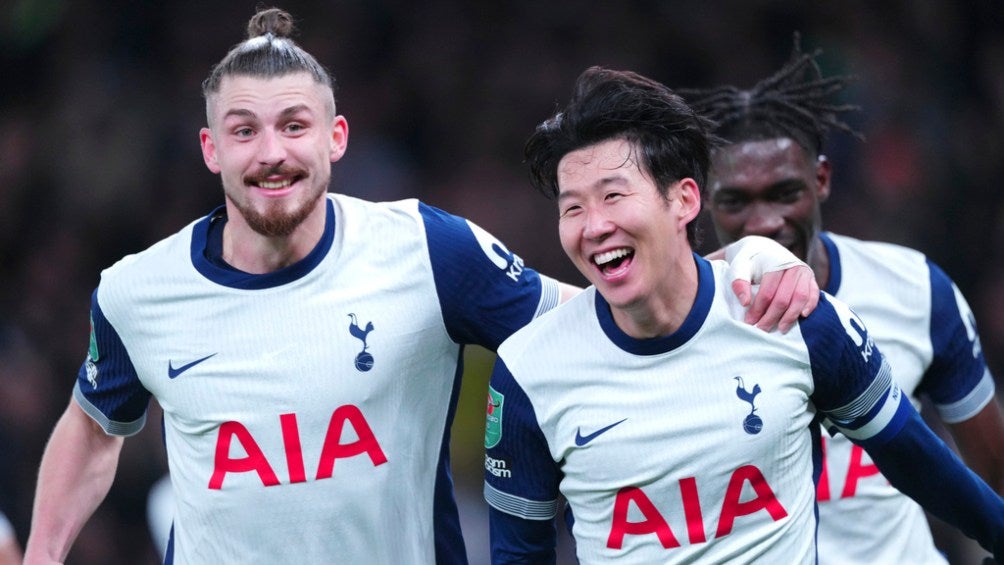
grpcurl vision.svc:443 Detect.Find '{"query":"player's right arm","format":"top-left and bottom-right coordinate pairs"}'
top-left (24, 398), bottom-right (123, 565)
top-left (483, 358), bottom-right (561, 564)
top-left (950, 402), bottom-right (1004, 494)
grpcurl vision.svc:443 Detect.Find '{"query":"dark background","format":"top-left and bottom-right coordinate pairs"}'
top-left (1, 1), bottom-right (1002, 563)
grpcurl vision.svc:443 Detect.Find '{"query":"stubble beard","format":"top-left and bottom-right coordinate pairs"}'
top-left (229, 179), bottom-right (328, 238)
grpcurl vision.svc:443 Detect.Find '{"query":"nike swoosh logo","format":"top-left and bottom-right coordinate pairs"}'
top-left (168, 353), bottom-right (217, 379)
top-left (575, 418), bottom-right (627, 447)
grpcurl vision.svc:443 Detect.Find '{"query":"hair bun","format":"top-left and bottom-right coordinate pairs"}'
top-left (247, 7), bottom-right (295, 39)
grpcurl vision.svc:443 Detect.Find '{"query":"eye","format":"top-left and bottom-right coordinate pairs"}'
top-left (234, 127), bottom-right (254, 138)
top-left (560, 204), bottom-right (582, 218)
top-left (605, 192), bottom-right (624, 202)
top-left (285, 122), bottom-right (306, 134)
top-left (773, 186), bottom-right (803, 203)
top-left (713, 194), bottom-right (746, 214)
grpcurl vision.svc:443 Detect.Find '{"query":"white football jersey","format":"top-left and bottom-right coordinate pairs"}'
top-left (814, 232), bottom-right (995, 565)
top-left (75, 193), bottom-right (560, 564)
top-left (485, 256), bottom-right (907, 564)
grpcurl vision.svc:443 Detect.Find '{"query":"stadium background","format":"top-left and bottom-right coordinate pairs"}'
top-left (1, 1), bottom-right (1002, 562)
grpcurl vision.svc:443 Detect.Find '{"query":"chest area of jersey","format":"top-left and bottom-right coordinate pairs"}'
top-left (132, 282), bottom-right (454, 413)
top-left (531, 344), bottom-right (816, 485)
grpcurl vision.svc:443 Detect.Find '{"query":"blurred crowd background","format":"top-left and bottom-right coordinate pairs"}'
top-left (1, 1), bottom-right (1002, 563)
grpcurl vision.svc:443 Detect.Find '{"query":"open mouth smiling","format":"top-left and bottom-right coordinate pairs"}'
top-left (593, 247), bottom-right (634, 276)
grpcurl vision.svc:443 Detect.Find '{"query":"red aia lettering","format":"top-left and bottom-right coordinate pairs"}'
top-left (316, 405), bottom-right (388, 479)
top-left (209, 421), bottom-right (280, 489)
top-left (841, 444), bottom-right (881, 498)
top-left (716, 465), bottom-right (788, 537)
top-left (607, 487), bottom-right (679, 549)
top-left (209, 405), bottom-right (388, 490)
top-left (816, 436), bottom-right (883, 501)
top-left (607, 466), bottom-right (784, 550)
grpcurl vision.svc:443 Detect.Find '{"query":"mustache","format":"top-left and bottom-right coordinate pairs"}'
top-left (244, 165), bottom-right (307, 185)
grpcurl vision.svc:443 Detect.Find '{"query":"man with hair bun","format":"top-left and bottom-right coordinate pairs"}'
top-left (23, 8), bottom-right (816, 563)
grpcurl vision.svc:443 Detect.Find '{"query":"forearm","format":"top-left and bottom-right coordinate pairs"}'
top-left (866, 405), bottom-right (1004, 558)
top-left (951, 399), bottom-right (1004, 495)
top-left (25, 400), bottom-right (123, 564)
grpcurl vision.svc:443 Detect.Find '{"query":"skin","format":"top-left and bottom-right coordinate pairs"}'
top-left (199, 72), bottom-right (349, 274)
top-left (23, 74), bottom-right (818, 565)
top-left (556, 137), bottom-right (702, 338)
top-left (706, 137), bottom-right (831, 287)
top-left (706, 135), bottom-right (1004, 495)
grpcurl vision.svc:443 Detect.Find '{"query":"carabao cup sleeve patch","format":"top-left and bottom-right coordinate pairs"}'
top-left (485, 385), bottom-right (505, 448)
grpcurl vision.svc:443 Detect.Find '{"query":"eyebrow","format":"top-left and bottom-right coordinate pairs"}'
top-left (223, 108), bottom-right (256, 121)
top-left (713, 178), bottom-right (807, 197)
top-left (222, 104), bottom-right (313, 122)
top-left (557, 176), bottom-right (629, 203)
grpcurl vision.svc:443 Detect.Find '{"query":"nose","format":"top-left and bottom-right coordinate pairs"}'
top-left (582, 206), bottom-right (615, 241)
top-left (743, 202), bottom-right (784, 237)
top-left (258, 130), bottom-right (287, 165)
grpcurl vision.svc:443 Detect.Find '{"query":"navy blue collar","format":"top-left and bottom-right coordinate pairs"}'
top-left (819, 232), bottom-right (841, 295)
top-left (595, 253), bottom-right (715, 355)
top-left (189, 199), bottom-right (335, 289)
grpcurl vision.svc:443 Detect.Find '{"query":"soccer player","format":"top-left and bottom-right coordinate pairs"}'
top-left (22, 8), bottom-right (817, 564)
top-left (482, 66), bottom-right (1004, 563)
top-left (686, 40), bottom-right (1004, 564)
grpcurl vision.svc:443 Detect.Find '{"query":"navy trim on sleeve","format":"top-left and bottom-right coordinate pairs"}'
top-left (420, 202), bottom-right (546, 350)
top-left (920, 259), bottom-right (992, 409)
top-left (75, 289), bottom-right (149, 435)
top-left (489, 506), bottom-right (558, 564)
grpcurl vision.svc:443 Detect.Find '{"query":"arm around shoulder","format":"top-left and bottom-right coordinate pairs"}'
top-left (24, 398), bottom-right (124, 564)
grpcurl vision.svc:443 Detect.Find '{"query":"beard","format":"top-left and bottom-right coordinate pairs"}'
top-left (229, 165), bottom-right (328, 237)
top-left (238, 198), bottom-right (315, 237)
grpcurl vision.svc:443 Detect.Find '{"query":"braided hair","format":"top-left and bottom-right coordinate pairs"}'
top-left (680, 34), bottom-right (862, 157)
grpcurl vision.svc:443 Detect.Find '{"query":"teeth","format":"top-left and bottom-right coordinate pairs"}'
top-left (594, 248), bottom-right (631, 265)
top-left (259, 179), bottom-right (292, 189)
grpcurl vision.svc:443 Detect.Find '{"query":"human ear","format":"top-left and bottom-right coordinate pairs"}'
top-left (200, 128), bottom-right (221, 174)
top-left (816, 155), bottom-right (833, 202)
top-left (329, 116), bottom-right (349, 163)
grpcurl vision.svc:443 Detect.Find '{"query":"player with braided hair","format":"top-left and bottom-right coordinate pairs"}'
top-left (22, 7), bottom-right (819, 564)
top-left (686, 36), bottom-right (1004, 564)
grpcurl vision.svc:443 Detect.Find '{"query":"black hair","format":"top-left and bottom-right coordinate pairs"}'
top-left (524, 66), bottom-right (716, 246)
top-left (680, 34), bottom-right (862, 157)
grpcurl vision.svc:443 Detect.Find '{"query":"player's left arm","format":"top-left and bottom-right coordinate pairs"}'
top-left (804, 295), bottom-right (1004, 561)
top-left (483, 358), bottom-right (561, 563)
top-left (861, 401), bottom-right (1004, 562)
top-left (424, 206), bottom-right (815, 343)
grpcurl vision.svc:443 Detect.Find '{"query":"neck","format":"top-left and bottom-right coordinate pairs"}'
top-left (807, 237), bottom-right (830, 290)
top-left (610, 253), bottom-right (699, 339)
top-left (222, 199), bottom-right (327, 274)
